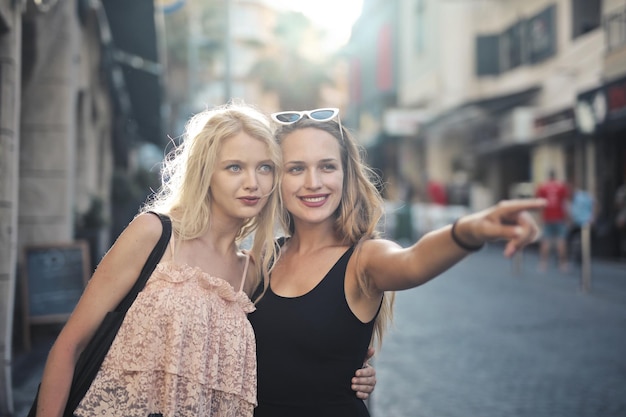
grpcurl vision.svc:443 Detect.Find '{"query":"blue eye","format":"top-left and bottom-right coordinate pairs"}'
top-left (259, 164), bottom-right (274, 173)
top-left (227, 165), bottom-right (242, 172)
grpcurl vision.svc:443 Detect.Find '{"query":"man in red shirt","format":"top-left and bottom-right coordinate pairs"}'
top-left (427, 178), bottom-right (447, 205)
top-left (536, 169), bottom-right (570, 272)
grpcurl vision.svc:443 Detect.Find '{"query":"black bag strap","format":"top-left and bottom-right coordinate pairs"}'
top-left (27, 212), bottom-right (172, 417)
top-left (114, 211), bottom-right (171, 312)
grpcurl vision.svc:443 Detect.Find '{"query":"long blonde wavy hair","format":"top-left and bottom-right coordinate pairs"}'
top-left (142, 102), bottom-right (281, 291)
top-left (274, 118), bottom-right (395, 349)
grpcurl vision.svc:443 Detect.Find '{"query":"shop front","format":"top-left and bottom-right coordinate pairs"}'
top-left (576, 79), bottom-right (626, 258)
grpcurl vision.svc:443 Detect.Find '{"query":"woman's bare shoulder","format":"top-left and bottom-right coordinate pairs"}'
top-left (359, 237), bottom-right (402, 255)
top-left (122, 212), bottom-right (168, 244)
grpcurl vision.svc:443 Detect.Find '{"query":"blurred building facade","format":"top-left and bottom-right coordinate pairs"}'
top-left (173, 0), bottom-right (347, 128)
top-left (181, 0), bottom-right (280, 116)
top-left (0, 0), bottom-right (165, 414)
top-left (347, 0), bottom-right (626, 258)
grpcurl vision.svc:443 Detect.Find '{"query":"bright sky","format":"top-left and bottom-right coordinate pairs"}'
top-left (272, 0), bottom-right (364, 49)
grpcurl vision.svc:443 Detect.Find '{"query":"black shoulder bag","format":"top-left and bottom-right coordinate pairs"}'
top-left (27, 211), bottom-right (172, 417)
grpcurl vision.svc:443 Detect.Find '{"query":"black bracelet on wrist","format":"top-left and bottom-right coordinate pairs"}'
top-left (451, 219), bottom-right (485, 251)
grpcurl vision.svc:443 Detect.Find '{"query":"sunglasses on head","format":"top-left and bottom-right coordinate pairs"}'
top-left (271, 108), bottom-right (339, 125)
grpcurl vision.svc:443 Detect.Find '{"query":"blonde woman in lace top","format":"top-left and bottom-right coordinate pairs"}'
top-left (36, 103), bottom-right (282, 417)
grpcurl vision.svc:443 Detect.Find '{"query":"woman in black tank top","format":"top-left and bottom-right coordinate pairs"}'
top-left (250, 110), bottom-right (544, 416)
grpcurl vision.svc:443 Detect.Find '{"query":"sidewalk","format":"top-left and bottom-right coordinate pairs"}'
top-left (8, 249), bottom-right (626, 417)
top-left (10, 323), bottom-right (61, 417)
top-left (500, 244), bottom-right (626, 305)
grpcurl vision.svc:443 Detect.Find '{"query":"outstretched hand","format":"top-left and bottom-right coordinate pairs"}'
top-left (458, 198), bottom-right (546, 258)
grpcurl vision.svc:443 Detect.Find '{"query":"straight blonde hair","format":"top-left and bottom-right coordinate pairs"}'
top-left (275, 118), bottom-right (395, 349)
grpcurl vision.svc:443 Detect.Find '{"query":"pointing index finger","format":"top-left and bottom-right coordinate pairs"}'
top-left (498, 198), bottom-right (547, 214)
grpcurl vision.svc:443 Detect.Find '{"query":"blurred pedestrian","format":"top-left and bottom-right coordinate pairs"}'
top-left (446, 170), bottom-right (471, 207)
top-left (535, 169), bottom-right (570, 272)
top-left (394, 185), bottom-right (416, 245)
top-left (427, 176), bottom-right (448, 205)
top-left (248, 108), bottom-right (544, 417)
top-left (567, 182), bottom-right (596, 262)
top-left (35, 102), bottom-right (283, 417)
top-left (615, 182), bottom-right (626, 259)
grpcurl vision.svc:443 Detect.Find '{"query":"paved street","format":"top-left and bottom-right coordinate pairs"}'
top-left (368, 246), bottom-right (626, 417)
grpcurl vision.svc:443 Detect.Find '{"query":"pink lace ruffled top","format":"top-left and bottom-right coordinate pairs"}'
top-left (74, 249), bottom-right (257, 417)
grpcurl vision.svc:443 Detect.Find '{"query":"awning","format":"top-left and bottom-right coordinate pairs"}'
top-left (0, 1), bottom-right (12, 33)
top-left (97, 0), bottom-right (164, 146)
top-left (468, 85), bottom-right (541, 113)
top-left (425, 86), bottom-right (541, 129)
top-left (474, 140), bottom-right (532, 156)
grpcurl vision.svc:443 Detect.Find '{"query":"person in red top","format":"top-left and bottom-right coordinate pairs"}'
top-left (427, 178), bottom-right (448, 205)
top-left (535, 169), bottom-right (570, 272)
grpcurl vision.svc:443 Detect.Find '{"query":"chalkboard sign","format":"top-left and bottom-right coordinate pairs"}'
top-left (20, 241), bottom-right (90, 349)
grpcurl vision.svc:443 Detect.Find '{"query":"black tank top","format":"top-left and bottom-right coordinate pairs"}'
top-left (248, 245), bottom-right (379, 417)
